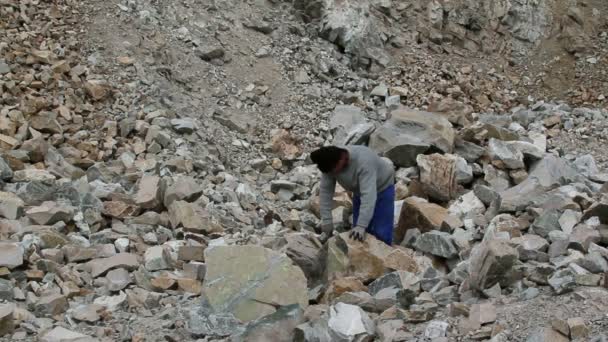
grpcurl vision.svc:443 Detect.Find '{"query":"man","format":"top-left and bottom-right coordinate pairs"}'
top-left (310, 145), bottom-right (395, 245)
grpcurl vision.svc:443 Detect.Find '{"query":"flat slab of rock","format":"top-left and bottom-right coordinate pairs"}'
top-left (0, 191), bottom-right (24, 219)
top-left (87, 253), bottom-right (139, 278)
top-left (26, 201), bottom-right (75, 225)
top-left (201, 245), bottom-right (308, 322)
top-left (134, 175), bottom-right (161, 209)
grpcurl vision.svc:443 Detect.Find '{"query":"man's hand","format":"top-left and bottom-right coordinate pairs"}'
top-left (349, 226), bottom-right (366, 242)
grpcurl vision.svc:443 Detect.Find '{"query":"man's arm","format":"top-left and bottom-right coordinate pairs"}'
top-left (356, 167), bottom-right (377, 230)
top-left (319, 173), bottom-right (336, 231)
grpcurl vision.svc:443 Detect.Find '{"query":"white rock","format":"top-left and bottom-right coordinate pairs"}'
top-left (328, 303), bottom-right (375, 341)
top-left (40, 326), bottom-right (97, 342)
top-left (424, 320), bottom-right (449, 339)
top-left (93, 291), bottom-right (127, 312)
top-left (144, 246), bottom-right (171, 271)
top-left (448, 191), bottom-right (485, 221)
top-left (114, 238), bottom-right (130, 253)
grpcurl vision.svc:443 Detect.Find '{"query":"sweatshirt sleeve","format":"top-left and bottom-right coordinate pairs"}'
top-left (356, 167), bottom-right (377, 229)
top-left (319, 174), bottom-right (336, 226)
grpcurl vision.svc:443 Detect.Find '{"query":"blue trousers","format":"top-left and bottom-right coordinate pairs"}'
top-left (352, 184), bottom-right (395, 245)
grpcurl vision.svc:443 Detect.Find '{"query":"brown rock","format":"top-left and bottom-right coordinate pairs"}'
top-left (323, 277), bottom-right (367, 303)
top-left (469, 302), bottom-right (496, 325)
top-left (151, 277), bottom-right (177, 291)
top-left (326, 233), bottom-right (418, 283)
top-left (168, 201), bottom-right (222, 234)
top-left (270, 129), bottom-right (301, 160)
top-left (134, 175), bottom-right (161, 209)
top-left (551, 319), bottom-right (569, 336)
top-left (567, 317), bottom-right (588, 340)
top-left (85, 80), bottom-right (112, 101)
top-left (102, 200), bottom-right (140, 219)
top-left (416, 153), bottom-right (458, 202)
top-left (13, 169), bottom-right (55, 182)
top-left (177, 278), bottom-right (202, 294)
top-left (395, 196), bottom-right (448, 244)
top-left (178, 245), bottom-right (205, 262)
top-left (163, 176), bottom-right (203, 207)
top-left (30, 111), bottom-right (62, 134)
top-left (0, 135), bottom-right (19, 151)
top-left (0, 303), bottom-right (13, 336)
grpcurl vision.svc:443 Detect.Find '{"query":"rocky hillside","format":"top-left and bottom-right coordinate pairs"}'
top-left (1, 0), bottom-right (608, 341)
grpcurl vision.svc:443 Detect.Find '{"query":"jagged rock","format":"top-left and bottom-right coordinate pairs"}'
top-left (576, 252), bottom-right (608, 273)
top-left (488, 138), bottom-right (525, 169)
top-left (416, 153), bottom-right (458, 202)
top-left (163, 176), bottom-right (203, 207)
top-left (106, 268), bottom-right (131, 292)
top-left (455, 156), bottom-right (473, 184)
top-left (26, 201), bottom-right (75, 225)
top-left (500, 155), bottom-right (582, 212)
top-left (271, 129), bottom-right (302, 160)
top-left (328, 303), bottom-right (375, 341)
top-left (569, 226), bottom-right (601, 252)
top-left (469, 302), bottom-right (496, 325)
top-left (368, 271), bottom-right (420, 296)
top-left (144, 246), bottom-right (171, 271)
top-left (455, 140), bottom-right (485, 163)
top-left (87, 253), bottom-right (139, 277)
top-left (326, 233), bottom-right (418, 283)
top-left (189, 300), bottom-right (245, 338)
top-left (40, 326), bottom-right (97, 342)
top-left (0, 303), bottom-right (14, 337)
top-left (469, 239), bottom-right (519, 290)
top-left (484, 164), bottom-right (511, 192)
top-left (448, 191), bottom-right (486, 221)
top-left (30, 111), bottom-right (62, 134)
top-left (548, 269), bottom-right (576, 294)
top-left (171, 118), bottom-right (196, 134)
top-left (71, 304), bottom-right (103, 322)
top-left (414, 231), bottom-right (459, 259)
top-left (168, 201), bottom-right (222, 234)
top-left (369, 108), bottom-right (454, 168)
top-left (395, 197), bottom-right (448, 244)
top-left (424, 320), bottom-right (449, 339)
top-left (568, 317), bottom-right (589, 340)
top-left (512, 235), bottom-right (549, 261)
top-left (329, 105), bottom-right (369, 145)
top-left (559, 209), bottom-right (581, 234)
top-left (0, 279), bottom-right (12, 301)
top-left (85, 80), bottom-right (111, 101)
top-left (530, 209), bottom-right (561, 238)
top-left (35, 293), bottom-right (68, 317)
top-left (0, 242), bottom-right (23, 269)
top-left (201, 245), bottom-right (308, 322)
top-left (234, 304), bottom-right (303, 342)
top-left (0, 191), bottom-right (24, 219)
top-left (134, 175), bottom-right (161, 209)
top-left (94, 291), bottom-right (128, 311)
top-left (582, 200), bottom-right (608, 224)
top-left (0, 157), bottom-right (13, 181)
top-left (285, 233), bottom-right (323, 282)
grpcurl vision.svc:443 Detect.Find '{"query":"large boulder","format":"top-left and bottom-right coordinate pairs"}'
top-left (500, 155), bottom-right (582, 212)
top-left (326, 233), bottom-right (418, 283)
top-left (369, 108), bottom-right (454, 168)
top-left (201, 245), bottom-right (308, 322)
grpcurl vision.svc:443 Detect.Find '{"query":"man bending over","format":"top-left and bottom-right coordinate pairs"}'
top-left (310, 145), bottom-right (395, 245)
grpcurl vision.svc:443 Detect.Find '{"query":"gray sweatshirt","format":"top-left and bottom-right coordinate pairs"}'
top-left (319, 145), bottom-right (395, 229)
